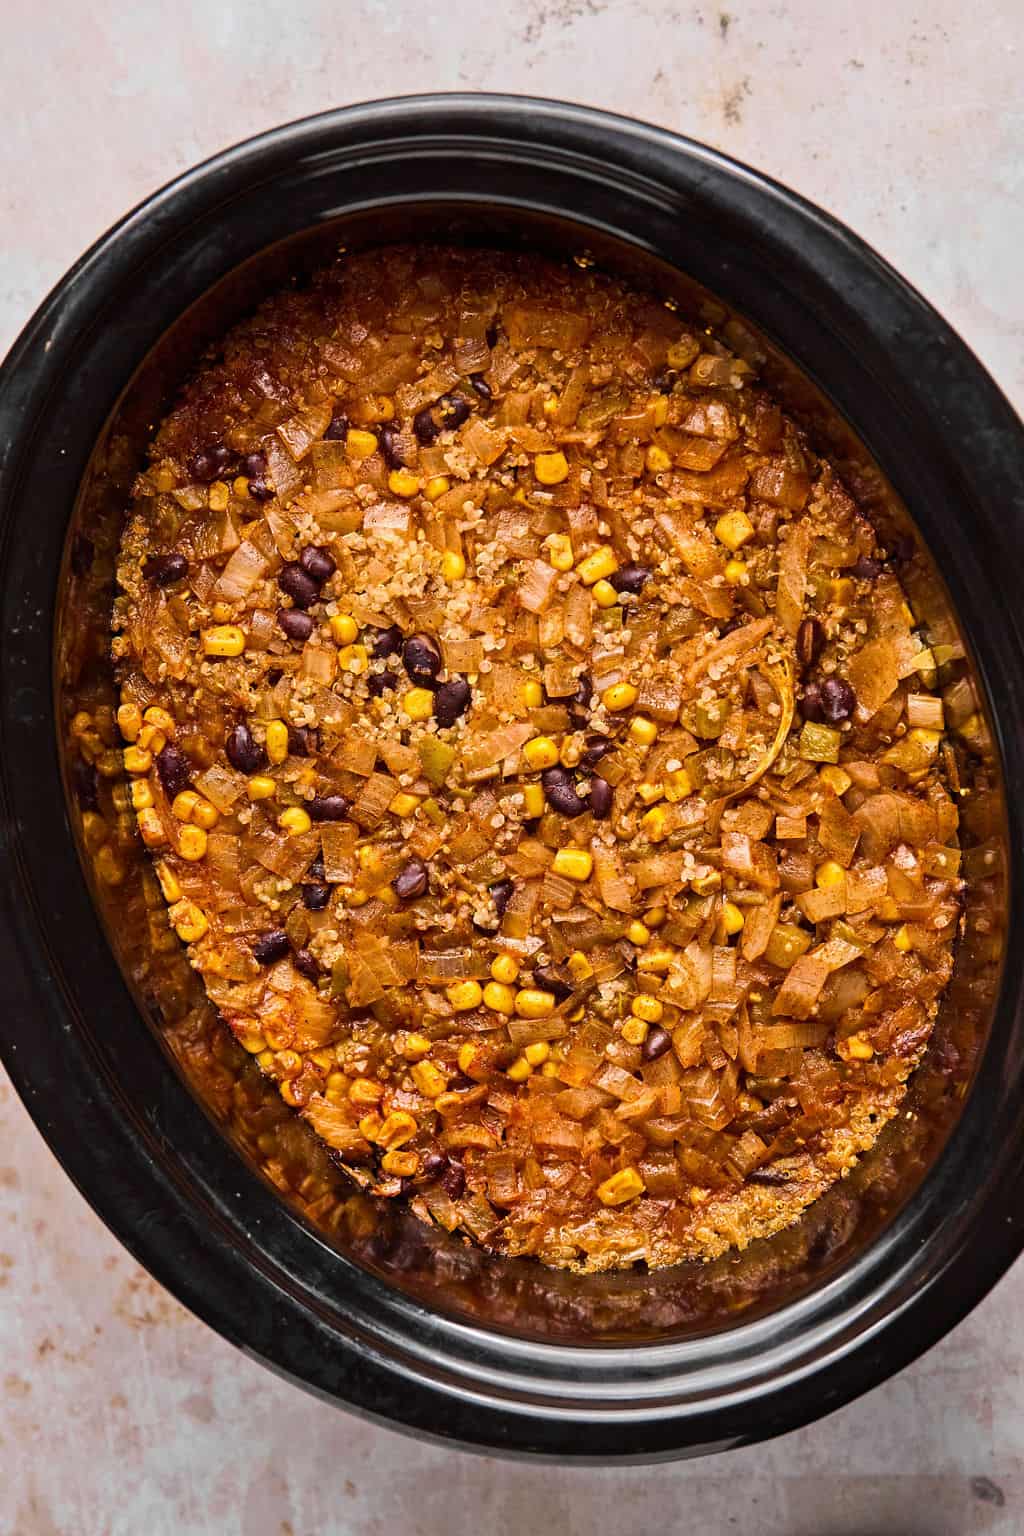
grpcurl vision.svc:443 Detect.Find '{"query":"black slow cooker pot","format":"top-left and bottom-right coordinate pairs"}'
top-left (1, 95), bottom-right (1022, 1460)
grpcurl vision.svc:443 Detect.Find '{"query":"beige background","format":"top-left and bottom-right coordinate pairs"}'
top-left (3, 1), bottom-right (1022, 1532)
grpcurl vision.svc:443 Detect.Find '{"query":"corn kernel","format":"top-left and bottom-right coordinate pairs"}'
top-left (278, 806), bottom-right (311, 835)
top-left (507, 1056), bottom-right (533, 1082)
top-left (637, 945), bottom-right (675, 973)
top-left (628, 716), bottom-right (659, 747)
top-left (388, 469), bottom-right (421, 498)
top-left (122, 745), bottom-right (152, 774)
top-left (596, 1167), bottom-right (645, 1206)
top-left (403, 1033), bottom-right (432, 1061)
top-left (541, 1060), bottom-right (562, 1078)
top-left (143, 706), bottom-right (175, 736)
top-left (96, 749), bottom-right (123, 779)
top-left (155, 860), bottom-right (181, 903)
top-left (691, 869), bottom-right (722, 895)
top-left (358, 1111), bottom-right (384, 1141)
top-left (337, 643), bottom-right (368, 674)
top-left (457, 1042), bottom-right (483, 1077)
top-left (136, 724), bottom-right (167, 757)
top-left (378, 1112), bottom-right (418, 1149)
top-left (245, 776), bottom-right (276, 804)
top-left (589, 577), bottom-right (617, 608)
top-left (521, 782), bottom-right (546, 818)
top-left (233, 475), bottom-right (250, 498)
top-left (211, 602), bottom-right (233, 625)
top-left (329, 614), bottom-right (359, 646)
top-left (534, 450), bottom-right (569, 485)
top-left (425, 475), bottom-right (450, 501)
top-left (714, 510), bottom-right (754, 552)
top-left (643, 905), bottom-right (666, 929)
top-left (577, 545), bottom-right (619, 586)
top-left (381, 1150), bottom-right (419, 1178)
top-left (551, 848), bottom-right (593, 882)
top-left (636, 781), bottom-right (664, 805)
top-left (567, 950), bottom-right (593, 983)
top-left (169, 898), bottom-right (207, 942)
top-left (71, 710), bottom-right (95, 739)
top-left (559, 737), bottom-right (582, 768)
top-left (542, 394), bottom-right (559, 416)
top-left (820, 764), bottom-right (853, 796)
top-left (349, 1078), bottom-right (384, 1107)
top-left (491, 953), bottom-right (520, 984)
top-left (567, 1003), bottom-right (585, 1023)
top-left (440, 549), bottom-right (466, 583)
top-left (523, 735), bottom-right (559, 770)
top-left (129, 780), bottom-right (153, 811)
top-left (411, 1060), bottom-right (447, 1098)
top-left (546, 533), bottom-right (574, 571)
top-left (816, 860), bottom-right (846, 890)
top-left (447, 980), bottom-right (483, 1012)
top-left (93, 845), bottom-right (125, 885)
top-left (136, 808), bottom-right (166, 847)
top-left (649, 394), bottom-right (669, 427)
top-left (207, 480), bottom-right (230, 512)
top-left (724, 559), bottom-right (747, 585)
top-left (893, 925), bottom-right (913, 953)
top-left (641, 805), bottom-right (669, 842)
top-left (514, 988), bottom-right (557, 1019)
top-left (358, 844), bottom-right (384, 873)
top-left (627, 920), bottom-right (651, 946)
top-left (192, 798), bottom-right (219, 830)
top-left (602, 682), bottom-right (637, 712)
top-left (483, 981), bottom-right (516, 1015)
top-left (177, 825), bottom-right (208, 861)
top-left (622, 1017), bottom-right (649, 1046)
top-left (402, 687), bottom-right (435, 722)
top-left (631, 994), bottom-right (664, 1023)
top-left (524, 1041), bottom-right (550, 1067)
top-left (840, 1032), bottom-right (875, 1062)
top-left (116, 703), bottom-right (143, 741)
top-left (346, 428), bottom-right (378, 460)
top-left (201, 625), bottom-right (245, 658)
top-left (262, 719), bottom-right (288, 765)
top-left (645, 444), bottom-right (672, 474)
top-left (521, 678), bottom-right (544, 708)
top-left (723, 901), bottom-right (745, 936)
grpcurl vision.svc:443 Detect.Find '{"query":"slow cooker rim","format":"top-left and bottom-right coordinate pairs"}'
top-left (1, 93), bottom-right (1023, 1459)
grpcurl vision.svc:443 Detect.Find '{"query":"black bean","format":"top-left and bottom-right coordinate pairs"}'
top-left (378, 423), bottom-right (404, 470)
top-left (287, 724), bottom-right (318, 757)
top-left (820, 676), bottom-right (856, 723)
top-left (70, 533), bottom-right (94, 576)
top-left (372, 623), bottom-right (404, 658)
top-left (247, 478), bottom-right (273, 501)
top-left (574, 672), bottom-right (593, 708)
top-left (225, 722), bottom-right (263, 775)
top-left (796, 617), bottom-right (824, 669)
top-left (72, 757), bottom-right (99, 812)
top-left (653, 367), bottom-right (679, 393)
top-left (309, 793), bottom-right (351, 822)
top-left (582, 736), bottom-right (613, 767)
top-left (366, 671), bottom-right (394, 698)
top-left (489, 878), bottom-right (514, 917)
top-left (293, 948), bottom-right (320, 981)
top-left (278, 563), bottom-right (320, 609)
top-left (277, 607), bottom-right (314, 642)
top-left (412, 406), bottom-right (440, 445)
top-left (241, 451), bottom-right (266, 479)
top-left (440, 1160), bottom-right (466, 1200)
top-left (799, 681), bottom-right (825, 724)
top-left (469, 373), bottom-right (492, 400)
top-left (301, 882), bottom-right (331, 911)
top-left (438, 394), bottom-right (471, 430)
top-left (434, 676), bottom-right (472, 728)
top-left (392, 858), bottom-right (429, 901)
top-left (609, 564), bottom-right (651, 595)
top-left (306, 851), bottom-right (325, 880)
top-left (533, 966), bottom-right (572, 1001)
top-left (485, 324), bottom-right (499, 349)
top-left (190, 443), bottom-right (234, 483)
top-left (323, 410), bottom-right (349, 442)
top-left (402, 632), bottom-right (442, 686)
top-left (252, 930), bottom-right (290, 966)
top-left (588, 777), bottom-right (613, 819)
top-left (298, 544), bottom-right (336, 586)
top-left (420, 1151), bottom-right (447, 1180)
top-left (541, 765), bottom-right (588, 818)
top-left (642, 1026), bottom-right (672, 1062)
top-left (155, 743), bottom-right (192, 799)
top-left (143, 552), bottom-right (189, 587)
top-left (851, 554), bottom-right (882, 579)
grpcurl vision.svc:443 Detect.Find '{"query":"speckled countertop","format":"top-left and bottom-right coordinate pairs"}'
top-left (3, 3), bottom-right (1022, 1532)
